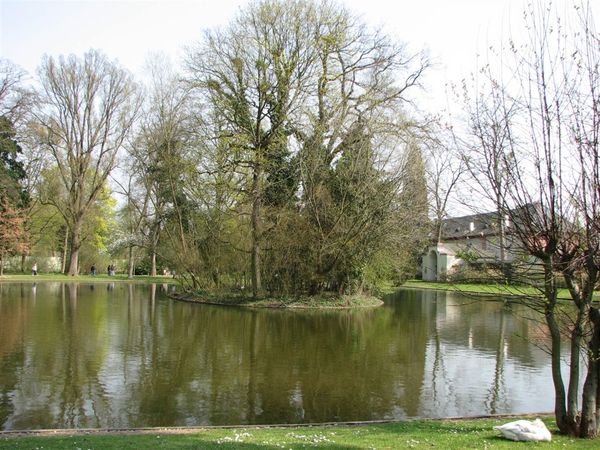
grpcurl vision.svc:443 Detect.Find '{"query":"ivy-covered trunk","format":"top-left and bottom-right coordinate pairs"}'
top-left (250, 163), bottom-right (262, 298)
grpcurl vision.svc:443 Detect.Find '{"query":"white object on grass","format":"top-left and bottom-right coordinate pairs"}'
top-left (493, 418), bottom-right (552, 442)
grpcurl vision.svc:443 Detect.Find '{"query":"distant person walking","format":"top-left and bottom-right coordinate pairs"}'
top-left (91, 264), bottom-right (96, 276)
top-left (31, 262), bottom-right (38, 276)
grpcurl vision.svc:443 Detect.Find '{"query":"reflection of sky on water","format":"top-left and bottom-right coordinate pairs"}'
top-left (0, 283), bottom-right (574, 430)
top-left (420, 342), bottom-right (551, 417)
top-left (415, 291), bottom-right (578, 419)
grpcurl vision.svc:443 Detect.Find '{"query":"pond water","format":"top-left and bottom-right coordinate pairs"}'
top-left (0, 282), bottom-right (562, 430)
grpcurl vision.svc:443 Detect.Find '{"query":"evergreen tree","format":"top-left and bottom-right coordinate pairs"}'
top-left (0, 116), bottom-right (27, 207)
top-left (394, 142), bottom-right (430, 281)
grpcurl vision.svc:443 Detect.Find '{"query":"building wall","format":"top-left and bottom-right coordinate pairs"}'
top-left (3, 256), bottom-right (62, 273)
top-left (421, 236), bottom-right (523, 282)
top-left (422, 246), bottom-right (461, 281)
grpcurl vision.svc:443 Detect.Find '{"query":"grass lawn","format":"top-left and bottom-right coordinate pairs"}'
top-left (402, 280), bottom-right (600, 301)
top-left (0, 417), bottom-right (596, 449)
top-left (0, 273), bottom-right (178, 284)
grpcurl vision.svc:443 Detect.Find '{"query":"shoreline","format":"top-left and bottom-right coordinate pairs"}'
top-left (0, 413), bottom-right (554, 438)
top-left (0, 274), bottom-right (178, 284)
top-left (5, 414), bottom-right (594, 450)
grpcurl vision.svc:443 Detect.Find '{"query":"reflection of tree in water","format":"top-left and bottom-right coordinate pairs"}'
top-left (486, 307), bottom-right (509, 414)
top-left (115, 296), bottom-right (431, 425)
top-left (55, 283), bottom-right (111, 428)
top-left (418, 289), bottom-right (553, 417)
top-left (429, 291), bottom-right (453, 414)
top-left (0, 283), bottom-right (115, 429)
top-left (0, 284), bottom-right (559, 429)
top-left (0, 350), bottom-right (23, 428)
top-left (0, 285), bottom-right (29, 429)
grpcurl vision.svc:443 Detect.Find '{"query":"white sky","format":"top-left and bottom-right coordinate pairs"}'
top-left (1, 0), bottom-right (579, 114)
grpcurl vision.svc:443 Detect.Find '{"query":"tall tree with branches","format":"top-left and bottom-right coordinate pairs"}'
top-left (35, 50), bottom-right (139, 275)
top-left (187, 0), bottom-right (319, 297)
top-left (187, 0), bottom-right (429, 296)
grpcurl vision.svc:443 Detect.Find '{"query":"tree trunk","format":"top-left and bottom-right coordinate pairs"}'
top-left (20, 253), bottom-right (26, 273)
top-left (61, 227), bottom-right (68, 274)
top-left (67, 220), bottom-right (83, 276)
top-left (150, 223), bottom-right (160, 277)
top-left (498, 213), bottom-right (505, 263)
top-left (566, 299), bottom-right (586, 431)
top-left (547, 306), bottom-right (572, 433)
top-left (250, 165), bottom-right (262, 298)
top-left (436, 220), bottom-right (443, 244)
top-left (580, 307), bottom-right (600, 438)
top-left (128, 245), bottom-right (134, 278)
top-left (542, 259), bottom-right (572, 434)
top-left (150, 251), bottom-right (157, 277)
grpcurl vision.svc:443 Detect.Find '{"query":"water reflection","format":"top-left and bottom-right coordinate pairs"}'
top-left (0, 284), bottom-right (559, 430)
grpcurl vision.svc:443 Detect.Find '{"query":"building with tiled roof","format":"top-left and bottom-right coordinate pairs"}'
top-left (421, 210), bottom-right (518, 281)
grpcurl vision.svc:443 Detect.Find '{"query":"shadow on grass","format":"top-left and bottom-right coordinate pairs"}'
top-left (0, 433), bottom-right (365, 450)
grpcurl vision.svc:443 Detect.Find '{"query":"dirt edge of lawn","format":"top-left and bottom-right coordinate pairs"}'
top-left (0, 413), bottom-right (554, 438)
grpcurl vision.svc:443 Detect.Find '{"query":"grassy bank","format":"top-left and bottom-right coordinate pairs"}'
top-left (0, 273), bottom-right (178, 284)
top-left (402, 280), bottom-right (600, 301)
top-left (0, 417), bottom-right (596, 449)
top-left (0, 274), bottom-right (381, 308)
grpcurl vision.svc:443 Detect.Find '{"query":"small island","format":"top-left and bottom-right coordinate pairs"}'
top-left (171, 291), bottom-right (384, 309)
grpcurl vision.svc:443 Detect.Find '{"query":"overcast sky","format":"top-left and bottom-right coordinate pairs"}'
top-left (3, 0), bottom-right (583, 114)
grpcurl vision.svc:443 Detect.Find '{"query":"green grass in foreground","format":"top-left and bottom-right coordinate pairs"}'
top-left (0, 418), bottom-right (596, 449)
top-left (402, 280), bottom-right (600, 301)
top-left (0, 273), bottom-right (178, 284)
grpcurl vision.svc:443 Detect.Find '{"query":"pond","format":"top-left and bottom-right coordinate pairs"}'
top-left (0, 282), bottom-right (562, 430)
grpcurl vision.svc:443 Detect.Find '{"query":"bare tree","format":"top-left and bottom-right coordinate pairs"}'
top-left (128, 55), bottom-right (196, 281)
top-left (0, 58), bottom-right (34, 124)
top-left (462, 76), bottom-right (519, 268)
top-left (464, 1), bottom-right (600, 437)
top-left (422, 120), bottom-right (465, 243)
top-left (35, 50), bottom-right (139, 275)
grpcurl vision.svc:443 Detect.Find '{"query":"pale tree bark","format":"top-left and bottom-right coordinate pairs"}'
top-left (67, 216), bottom-right (84, 275)
top-left (127, 245), bottom-right (135, 278)
top-left (61, 227), bottom-right (68, 274)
